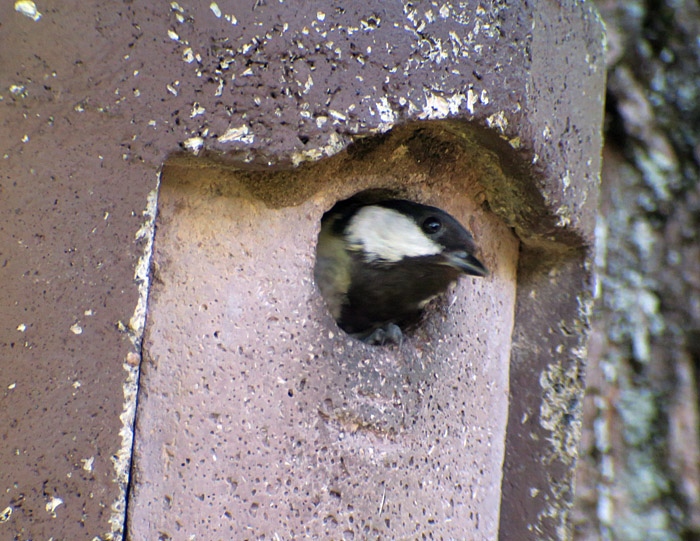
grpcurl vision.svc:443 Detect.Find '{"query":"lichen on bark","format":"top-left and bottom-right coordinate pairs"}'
top-left (574, 1), bottom-right (700, 539)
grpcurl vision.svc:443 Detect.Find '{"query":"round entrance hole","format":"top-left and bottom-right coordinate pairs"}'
top-left (313, 189), bottom-right (488, 345)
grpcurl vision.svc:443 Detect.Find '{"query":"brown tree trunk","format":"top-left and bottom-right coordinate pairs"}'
top-left (574, 1), bottom-right (700, 539)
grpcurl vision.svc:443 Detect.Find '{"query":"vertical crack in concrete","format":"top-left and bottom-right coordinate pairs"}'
top-left (106, 173), bottom-right (161, 541)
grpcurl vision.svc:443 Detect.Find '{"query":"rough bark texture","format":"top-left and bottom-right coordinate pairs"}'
top-left (573, 1), bottom-right (700, 539)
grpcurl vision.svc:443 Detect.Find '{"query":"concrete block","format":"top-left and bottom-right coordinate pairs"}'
top-left (128, 126), bottom-right (518, 539)
top-left (0, 0), bottom-right (604, 539)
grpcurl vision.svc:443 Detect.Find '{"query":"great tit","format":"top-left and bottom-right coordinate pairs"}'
top-left (314, 191), bottom-right (487, 344)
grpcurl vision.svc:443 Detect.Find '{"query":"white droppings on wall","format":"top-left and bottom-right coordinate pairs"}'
top-left (375, 97), bottom-right (397, 125)
top-left (107, 179), bottom-right (160, 541)
top-left (419, 91), bottom-right (466, 120)
top-left (218, 125), bottom-right (255, 144)
top-left (466, 88), bottom-right (478, 114)
top-left (14, 0), bottom-right (41, 21)
top-left (183, 136), bottom-right (203, 154)
top-left (45, 496), bottom-right (63, 517)
top-left (486, 111), bottom-right (508, 133)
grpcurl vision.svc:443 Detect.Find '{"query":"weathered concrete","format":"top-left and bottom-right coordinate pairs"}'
top-left (0, 1), bottom-right (604, 539)
top-left (128, 128), bottom-right (519, 539)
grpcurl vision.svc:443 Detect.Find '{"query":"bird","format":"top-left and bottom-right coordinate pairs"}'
top-left (314, 190), bottom-right (487, 345)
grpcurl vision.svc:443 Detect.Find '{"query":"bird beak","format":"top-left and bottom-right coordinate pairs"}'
top-left (444, 251), bottom-right (488, 277)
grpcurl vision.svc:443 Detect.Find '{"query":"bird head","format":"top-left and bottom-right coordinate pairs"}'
top-left (341, 198), bottom-right (488, 277)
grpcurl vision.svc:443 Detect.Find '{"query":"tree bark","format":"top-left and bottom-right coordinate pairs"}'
top-left (574, 1), bottom-right (700, 539)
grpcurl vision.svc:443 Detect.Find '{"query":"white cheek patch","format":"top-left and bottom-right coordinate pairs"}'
top-left (345, 206), bottom-right (442, 262)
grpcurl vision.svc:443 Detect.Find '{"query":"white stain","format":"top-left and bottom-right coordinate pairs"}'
top-left (554, 206), bottom-right (571, 228)
top-left (15, 0), bottom-right (41, 21)
top-left (70, 323), bottom-right (83, 335)
top-left (81, 456), bottom-right (95, 472)
top-left (466, 88), bottom-right (478, 114)
top-left (303, 74), bottom-right (314, 94)
top-left (486, 111), bottom-right (508, 133)
top-left (182, 47), bottom-right (195, 63)
top-left (108, 179), bottom-right (160, 540)
top-left (561, 170), bottom-right (571, 189)
top-left (328, 109), bottom-right (347, 122)
top-left (190, 102), bottom-right (206, 118)
top-left (419, 92), bottom-right (465, 120)
top-left (375, 97), bottom-right (396, 127)
top-left (183, 136), bottom-right (203, 154)
top-left (129, 186), bottom-right (158, 342)
top-left (290, 132), bottom-right (345, 167)
top-left (45, 496), bottom-right (63, 516)
top-left (218, 125), bottom-right (254, 144)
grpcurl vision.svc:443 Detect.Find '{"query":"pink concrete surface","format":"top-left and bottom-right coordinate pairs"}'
top-left (1, 0), bottom-right (604, 537)
top-left (128, 144), bottom-right (518, 539)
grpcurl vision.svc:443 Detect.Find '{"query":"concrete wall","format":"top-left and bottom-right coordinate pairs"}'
top-left (129, 127), bottom-right (519, 539)
top-left (0, 1), bottom-right (605, 539)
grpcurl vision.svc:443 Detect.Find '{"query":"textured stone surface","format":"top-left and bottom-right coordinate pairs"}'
top-left (128, 131), bottom-right (518, 539)
top-left (0, 1), bottom-right (604, 539)
top-left (0, 4), bottom-right (160, 540)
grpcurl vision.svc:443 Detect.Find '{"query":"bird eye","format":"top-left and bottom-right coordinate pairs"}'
top-left (422, 217), bottom-right (442, 234)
